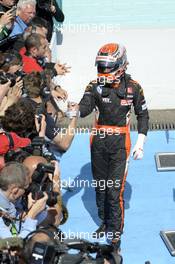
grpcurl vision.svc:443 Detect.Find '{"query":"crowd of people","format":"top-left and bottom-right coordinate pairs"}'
top-left (0, 1), bottom-right (149, 263)
top-left (0, 0), bottom-right (85, 262)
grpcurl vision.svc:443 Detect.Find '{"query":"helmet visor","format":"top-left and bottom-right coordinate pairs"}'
top-left (97, 64), bottom-right (120, 74)
top-left (96, 52), bottom-right (127, 74)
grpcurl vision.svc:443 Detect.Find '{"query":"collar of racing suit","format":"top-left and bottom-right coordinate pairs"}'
top-left (100, 73), bottom-right (132, 99)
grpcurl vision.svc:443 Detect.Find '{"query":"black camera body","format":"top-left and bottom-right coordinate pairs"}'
top-left (0, 71), bottom-right (26, 94)
top-left (0, 251), bottom-right (19, 264)
top-left (24, 136), bottom-right (45, 157)
top-left (4, 136), bottom-right (55, 163)
top-left (30, 162), bottom-right (59, 207)
top-left (30, 239), bottom-right (123, 264)
top-left (35, 102), bottom-right (47, 131)
top-left (0, 71), bottom-right (9, 85)
top-left (26, 136), bottom-right (55, 161)
top-left (30, 242), bottom-right (57, 264)
top-left (37, 0), bottom-right (52, 10)
top-left (32, 162), bottom-right (55, 183)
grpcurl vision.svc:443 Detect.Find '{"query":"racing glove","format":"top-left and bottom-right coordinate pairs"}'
top-left (132, 133), bottom-right (146, 160)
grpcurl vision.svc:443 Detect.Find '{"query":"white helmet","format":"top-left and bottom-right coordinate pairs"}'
top-left (95, 43), bottom-right (128, 83)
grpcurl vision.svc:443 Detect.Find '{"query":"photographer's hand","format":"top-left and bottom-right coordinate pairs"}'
top-left (51, 86), bottom-right (68, 101)
top-left (27, 193), bottom-right (36, 210)
top-left (13, 77), bottom-right (23, 91)
top-left (0, 80), bottom-right (22, 116)
top-left (48, 161), bottom-right (62, 226)
top-left (0, 80), bottom-right (11, 104)
top-left (50, 4), bottom-right (56, 13)
top-left (0, 10), bottom-right (13, 27)
top-left (26, 192), bottom-right (48, 219)
top-left (7, 80), bottom-right (22, 104)
top-left (47, 161), bottom-right (60, 194)
top-left (50, 160), bottom-right (60, 184)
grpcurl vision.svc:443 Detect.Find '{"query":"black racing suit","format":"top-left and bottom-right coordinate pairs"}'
top-left (79, 73), bottom-right (149, 240)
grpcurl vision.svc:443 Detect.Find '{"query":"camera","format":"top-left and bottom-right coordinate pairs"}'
top-left (0, 71), bottom-right (15, 86)
top-left (10, 6), bottom-right (17, 17)
top-left (29, 239), bottom-right (123, 264)
top-left (0, 251), bottom-right (19, 264)
top-left (0, 237), bottom-right (23, 264)
top-left (0, 70), bottom-right (26, 89)
top-left (24, 136), bottom-right (45, 157)
top-left (4, 136), bottom-right (55, 163)
top-left (35, 102), bottom-right (47, 125)
top-left (32, 162), bottom-right (55, 183)
top-left (29, 162), bottom-right (59, 207)
top-left (24, 136), bottom-right (55, 161)
top-left (37, 0), bottom-right (53, 12)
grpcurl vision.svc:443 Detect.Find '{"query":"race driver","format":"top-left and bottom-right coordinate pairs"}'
top-left (78, 43), bottom-right (149, 250)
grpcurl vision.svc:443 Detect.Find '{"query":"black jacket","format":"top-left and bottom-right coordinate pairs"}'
top-left (79, 74), bottom-right (149, 135)
top-left (36, 0), bottom-right (64, 41)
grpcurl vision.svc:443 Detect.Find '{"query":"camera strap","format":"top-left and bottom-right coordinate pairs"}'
top-left (5, 132), bottom-right (14, 150)
top-left (0, 210), bottom-right (18, 236)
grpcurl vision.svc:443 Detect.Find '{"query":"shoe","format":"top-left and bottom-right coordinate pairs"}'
top-left (92, 223), bottom-right (106, 238)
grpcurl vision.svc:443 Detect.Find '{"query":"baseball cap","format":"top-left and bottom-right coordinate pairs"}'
top-left (0, 132), bottom-right (31, 155)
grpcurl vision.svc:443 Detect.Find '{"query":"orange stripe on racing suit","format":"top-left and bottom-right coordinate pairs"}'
top-left (119, 130), bottom-right (131, 232)
top-left (90, 124), bottom-right (130, 145)
top-left (95, 124), bottom-right (130, 134)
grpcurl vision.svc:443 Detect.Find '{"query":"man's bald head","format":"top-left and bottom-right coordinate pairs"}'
top-left (23, 155), bottom-right (47, 181)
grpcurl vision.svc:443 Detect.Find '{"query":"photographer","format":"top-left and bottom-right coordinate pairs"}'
top-left (0, 8), bottom-right (15, 41)
top-left (23, 71), bottom-right (67, 115)
top-left (10, 0), bottom-right (36, 37)
top-left (13, 16), bottom-right (49, 52)
top-left (0, 162), bottom-right (48, 238)
top-left (1, 98), bottom-right (79, 154)
top-left (0, 49), bottom-right (24, 115)
top-left (0, 52), bottom-right (23, 115)
top-left (0, 98), bottom-right (45, 138)
top-left (22, 228), bottom-right (121, 264)
top-left (0, 113), bottom-right (46, 169)
top-left (0, 51), bottom-right (23, 74)
top-left (36, 0), bottom-right (64, 41)
top-left (23, 155), bottom-right (62, 226)
top-left (28, 16), bottom-right (48, 38)
top-left (22, 226), bottom-right (63, 264)
top-left (0, 129), bottom-right (31, 170)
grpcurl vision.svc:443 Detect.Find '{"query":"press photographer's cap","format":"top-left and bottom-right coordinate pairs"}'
top-left (0, 131), bottom-right (31, 155)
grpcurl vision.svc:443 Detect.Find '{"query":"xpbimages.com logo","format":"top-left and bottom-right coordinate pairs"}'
top-left (57, 22), bottom-right (121, 34)
top-left (54, 230), bottom-right (121, 243)
top-left (53, 127), bottom-right (123, 138)
top-left (53, 178), bottom-right (121, 191)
